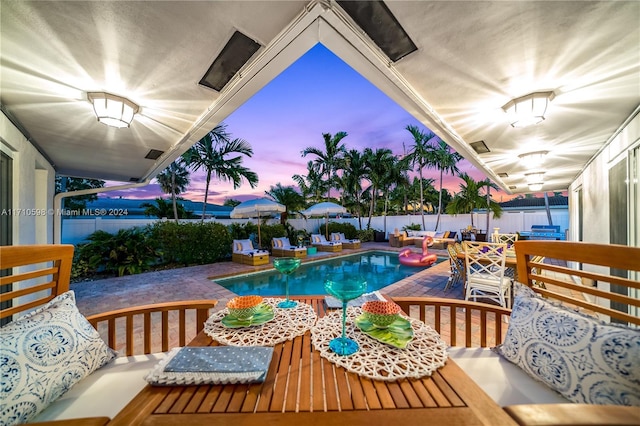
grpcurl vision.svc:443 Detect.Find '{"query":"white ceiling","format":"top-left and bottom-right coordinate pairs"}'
top-left (1, 0), bottom-right (639, 194)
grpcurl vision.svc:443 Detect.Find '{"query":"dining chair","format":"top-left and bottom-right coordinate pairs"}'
top-left (462, 241), bottom-right (511, 308)
top-left (491, 233), bottom-right (519, 245)
top-left (444, 244), bottom-right (464, 291)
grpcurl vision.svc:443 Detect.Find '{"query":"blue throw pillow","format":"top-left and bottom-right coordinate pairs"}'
top-left (0, 291), bottom-right (116, 425)
top-left (495, 283), bottom-right (640, 405)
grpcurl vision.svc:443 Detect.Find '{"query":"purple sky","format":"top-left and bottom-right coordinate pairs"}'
top-left (105, 44), bottom-right (510, 204)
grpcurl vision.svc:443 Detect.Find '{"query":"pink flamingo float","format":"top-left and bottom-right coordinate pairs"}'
top-left (398, 236), bottom-right (437, 267)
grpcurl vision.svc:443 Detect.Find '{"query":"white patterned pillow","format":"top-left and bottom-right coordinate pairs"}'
top-left (495, 283), bottom-right (640, 405)
top-left (0, 291), bottom-right (116, 425)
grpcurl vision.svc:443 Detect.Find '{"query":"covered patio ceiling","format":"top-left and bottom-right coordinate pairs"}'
top-left (1, 1), bottom-right (638, 194)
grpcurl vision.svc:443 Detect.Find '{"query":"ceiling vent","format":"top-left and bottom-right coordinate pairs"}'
top-left (337, 1), bottom-right (417, 62)
top-left (509, 186), bottom-right (517, 190)
top-left (470, 141), bottom-right (490, 154)
top-left (129, 177), bottom-right (140, 182)
top-left (498, 172), bottom-right (509, 178)
top-left (199, 31), bottom-right (261, 91)
top-left (145, 149), bottom-right (164, 160)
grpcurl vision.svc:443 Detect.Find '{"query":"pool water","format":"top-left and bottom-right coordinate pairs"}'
top-left (215, 250), bottom-right (445, 296)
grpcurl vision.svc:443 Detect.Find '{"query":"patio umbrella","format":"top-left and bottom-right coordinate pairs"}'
top-left (301, 202), bottom-right (347, 239)
top-left (230, 198), bottom-right (285, 247)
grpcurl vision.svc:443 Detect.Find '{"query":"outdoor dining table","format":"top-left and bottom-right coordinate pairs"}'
top-left (108, 296), bottom-right (515, 426)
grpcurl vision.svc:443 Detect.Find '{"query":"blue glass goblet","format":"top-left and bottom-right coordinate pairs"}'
top-left (274, 257), bottom-right (302, 309)
top-left (324, 275), bottom-right (367, 356)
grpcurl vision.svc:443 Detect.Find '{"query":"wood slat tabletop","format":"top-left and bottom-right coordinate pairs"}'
top-left (108, 296), bottom-right (515, 426)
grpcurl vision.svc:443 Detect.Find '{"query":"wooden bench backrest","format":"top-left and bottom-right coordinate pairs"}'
top-left (0, 244), bottom-right (74, 321)
top-left (514, 240), bottom-right (640, 326)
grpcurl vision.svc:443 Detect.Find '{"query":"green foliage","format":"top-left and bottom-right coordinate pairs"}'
top-left (149, 221), bottom-right (231, 265)
top-left (55, 176), bottom-right (105, 212)
top-left (326, 222), bottom-right (358, 239)
top-left (356, 228), bottom-right (375, 242)
top-left (75, 228), bottom-right (159, 277)
top-left (254, 223), bottom-right (286, 250)
top-left (228, 222), bottom-right (258, 240)
top-left (403, 223), bottom-right (422, 231)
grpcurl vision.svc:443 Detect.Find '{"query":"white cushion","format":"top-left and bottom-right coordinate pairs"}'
top-left (448, 347), bottom-right (569, 406)
top-left (1, 291), bottom-right (117, 425)
top-left (31, 353), bottom-right (165, 422)
top-left (495, 283), bottom-right (640, 405)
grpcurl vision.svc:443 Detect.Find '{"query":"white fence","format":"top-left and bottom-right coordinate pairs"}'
top-left (61, 210), bottom-right (569, 245)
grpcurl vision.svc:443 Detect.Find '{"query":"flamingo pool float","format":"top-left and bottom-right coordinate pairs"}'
top-left (398, 236), bottom-right (437, 267)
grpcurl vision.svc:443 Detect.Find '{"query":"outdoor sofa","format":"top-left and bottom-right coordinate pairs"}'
top-left (2, 241), bottom-right (638, 425)
top-left (310, 234), bottom-right (342, 252)
top-left (329, 232), bottom-right (361, 249)
top-left (231, 238), bottom-right (270, 265)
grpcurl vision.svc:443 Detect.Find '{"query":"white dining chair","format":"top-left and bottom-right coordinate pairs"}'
top-left (462, 241), bottom-right (511, 308)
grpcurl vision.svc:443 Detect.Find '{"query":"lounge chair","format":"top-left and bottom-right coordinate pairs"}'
top-left (271, 237), bottom-right (307, 258)
top-left (232, 239), bottom-right (270, 265)
top-left (310, 234), bottom-right (342, 252)
top-left (329, 232), bottom-right (361, 249)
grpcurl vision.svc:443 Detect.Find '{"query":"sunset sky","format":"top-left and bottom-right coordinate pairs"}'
top-left (105, 44), bottom-right (513, 204)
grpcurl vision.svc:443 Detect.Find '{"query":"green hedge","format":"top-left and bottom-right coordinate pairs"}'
top-left (326, 222), bottom-right (359, 239)
top-left (149, 221), bottom-right (232, 265)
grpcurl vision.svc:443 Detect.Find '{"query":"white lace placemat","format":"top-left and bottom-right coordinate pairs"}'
top-left (310, 307), bottom-right (448, 381)
top-left (204, 298), bottom-right (317, 347)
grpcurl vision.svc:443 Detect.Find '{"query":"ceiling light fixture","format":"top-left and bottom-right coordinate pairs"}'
top-left (528, 182), bottom-right (544, 192)
top-left (525, 171), bottom-right (545, 184)
top-left (87, 92), bottom-right (139, 128)
top-left (502, 91), bottom-right (555, 127)
top-left (519, 150), bottom-right (549, 169)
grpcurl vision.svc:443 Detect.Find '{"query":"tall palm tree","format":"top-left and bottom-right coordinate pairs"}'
top-left (363, 147), bottom-right (394, 229)
top-left (427, 140), bottom-right (463, 231)
top-left (301, 131), bottom-right (348, 201)
top-left (405, 124), bottom-right (436, 230)
top-left (292, 161), bottom-right (329, 204)
top-left (265, 183), bottom-right (305, 224)
top-left (339, 149), bottom-right (368, 229)
top-left (445, 173), bottom-right (502, 227)
top-left (155, 160), bottom-right (190, 222)
top-left (140, 198), bottom-right (192, 219)
top-left (183, 124), bottom-right (258, 221)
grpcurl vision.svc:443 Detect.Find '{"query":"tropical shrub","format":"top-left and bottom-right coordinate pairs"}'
top-left (327, 222), bottom-right (358, 239)
top-left (403, 223), bottom-right (422, 231)
top-left (75, 228), bottom-right (159, 277)
top-left (255, 223), bottom-right (286, 250)
top-left (356, 228), bottom-right (375, 242)
top-left (149, 221), bottom-right (232, 265)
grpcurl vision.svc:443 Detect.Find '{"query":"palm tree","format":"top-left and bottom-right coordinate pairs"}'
top-left (363, 147), bottom-right (395, 229)
top-left (292, 161), bottom-right (329, 204)
top-left (265, 183), bottom-right (305, 224)
top-left (427, 140), bottom-right (463, 231)
top-left (183, 124), bottom-right (258, 221)
top-left (445, 173), bottom-right (502, 227)
top-left (405, 124), bottom-right (436, 230)
top-left (339, 149), bottom-right (368, 229)
top-left (155, 160), bottom-right (190, 222)
top-left (301, 131), bottom-right (348, 201)
top-left (140, 198), bottom-right (192, 219)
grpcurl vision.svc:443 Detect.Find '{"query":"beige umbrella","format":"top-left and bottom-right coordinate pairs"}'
top-left (230, 198), bottom-right (285, 247)
top-left (301, 202), bottom-right (347, 239)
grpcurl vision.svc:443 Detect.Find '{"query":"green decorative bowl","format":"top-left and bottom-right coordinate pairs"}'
top-left (227, 295), bottom-right (263, 320)
top-left (361, 301), bottom-right (401, 328)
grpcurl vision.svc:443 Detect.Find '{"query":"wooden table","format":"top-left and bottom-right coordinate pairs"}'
top-left (109, 296), bottom-right (515, 426)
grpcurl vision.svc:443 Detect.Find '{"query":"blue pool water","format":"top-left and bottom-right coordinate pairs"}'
top-left (215, 251), bottom-right (445, 296)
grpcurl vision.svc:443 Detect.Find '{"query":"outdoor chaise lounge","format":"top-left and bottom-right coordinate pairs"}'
top-left (329, 232), bottom-right (361, 249)
top-left (310, 234), bottom-right (342, 252)
top-left (231, 238), bottom-right (270, 266)
top-left (271, 237), bottom-right (307, 258)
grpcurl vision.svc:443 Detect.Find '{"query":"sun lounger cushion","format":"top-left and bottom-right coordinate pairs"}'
top-left (494, 283), bottom-right (640, 406)
top-left (233, 239), bottom-right (253, 253)
top-left (0, 290), bottom-right (117, 425)
top-left (272, 237), bottom-right (291, 248)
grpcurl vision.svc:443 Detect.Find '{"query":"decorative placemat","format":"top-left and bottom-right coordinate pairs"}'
top-left (310, 307), bottom-right (448, 381)
top-left (204, 298), bottom-right (317, 347)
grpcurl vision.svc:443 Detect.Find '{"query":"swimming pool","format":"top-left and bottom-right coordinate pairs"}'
top-left (215, 250), bottom-right (445, 296)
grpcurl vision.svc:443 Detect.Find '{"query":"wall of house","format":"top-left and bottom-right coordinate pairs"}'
top-left (569, 112), bottom-right (640, 246)
top-left (1, 112), bottom-right (56, 245)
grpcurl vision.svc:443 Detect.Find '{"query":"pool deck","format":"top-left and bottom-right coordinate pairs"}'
top-left (71, 242), bottom-right (460, 317)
